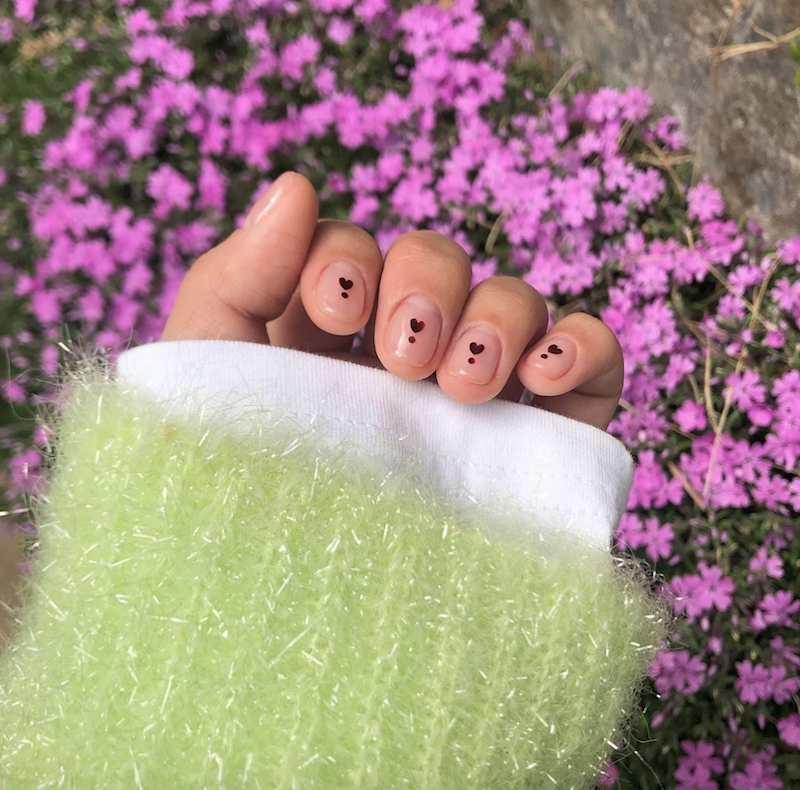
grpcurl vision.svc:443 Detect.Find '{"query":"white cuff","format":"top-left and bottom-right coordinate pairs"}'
top-left (116, 340), bottom-right (633, 552)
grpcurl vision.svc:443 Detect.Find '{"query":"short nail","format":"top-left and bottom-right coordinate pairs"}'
top-left (445, 327), bottom-right (502, 385)
top-left (526, 335), bottom-right (577, 378)
top-left (385, 294), bottom-right (442, 367)
top-left (244, 172), bottom-right (294, 229)
top-left (317, 261), bottom-right (366, 320)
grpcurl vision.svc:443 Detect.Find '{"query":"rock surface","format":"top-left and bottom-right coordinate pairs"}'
top-left (527, 0), bottom-right (800, 242)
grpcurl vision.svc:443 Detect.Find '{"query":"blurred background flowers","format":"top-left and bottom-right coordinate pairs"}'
top-left (1, 1), bottom-right (798, 786)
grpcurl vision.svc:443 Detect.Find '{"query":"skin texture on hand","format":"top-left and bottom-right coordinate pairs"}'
top-left (162, 170), bottom-right (626, 430)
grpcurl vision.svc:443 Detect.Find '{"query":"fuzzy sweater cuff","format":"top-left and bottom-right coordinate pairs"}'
top-left (117, 340), bottom-right (634, 551)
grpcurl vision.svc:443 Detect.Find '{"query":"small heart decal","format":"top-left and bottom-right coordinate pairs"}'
top-left (410, 318), bottom-right (425, 333)
top-left (547, 344), bottom-right (563, 355)
top-left (469, 342), bottom-right (485, 355)
top-left (338, 277), bottom-right (353, 290)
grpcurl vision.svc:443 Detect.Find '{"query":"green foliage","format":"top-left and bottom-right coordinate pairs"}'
top-left (792, 35), bottom-right (800, 88)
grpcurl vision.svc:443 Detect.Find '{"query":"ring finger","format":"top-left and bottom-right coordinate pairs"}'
top-left (437, 276), bottom-right (547, 404)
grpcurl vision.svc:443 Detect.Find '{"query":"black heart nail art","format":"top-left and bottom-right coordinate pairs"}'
top-left (540, 343), bottom-right (564, 359)
top-left (339, 277), bottom-right (354, 299)
top-left (410, 318), bottom-right (425, 333)
top-left (469, 342), bottom-right (485, 355)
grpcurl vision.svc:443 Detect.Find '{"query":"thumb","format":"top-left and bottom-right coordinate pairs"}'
top-left (161, 171), bottom-right (319, 344)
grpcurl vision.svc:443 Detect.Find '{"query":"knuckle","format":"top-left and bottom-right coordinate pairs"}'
top-left (568, 312), bottom-right (623, 360)
top-left (313, 219), bottom-right (382, 259)
top-left (388, 230), bottom-right (470, 269)
top-left (477, 275), bottom-right (545, 312)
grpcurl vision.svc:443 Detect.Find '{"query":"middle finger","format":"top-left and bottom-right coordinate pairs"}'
top-left (374, 230), bottom-right (473, 380)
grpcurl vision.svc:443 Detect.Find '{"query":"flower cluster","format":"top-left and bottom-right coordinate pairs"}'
top-left (1, 0), bottom-right (798, 785)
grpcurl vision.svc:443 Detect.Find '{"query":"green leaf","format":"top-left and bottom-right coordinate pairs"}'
top-left (791, 36), bottom-right (800, 63)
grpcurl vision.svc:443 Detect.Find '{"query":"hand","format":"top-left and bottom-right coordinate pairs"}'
top-left (162, 172), bottom-right (624, 430)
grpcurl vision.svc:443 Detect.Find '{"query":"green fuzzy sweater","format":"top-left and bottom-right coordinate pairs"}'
top-left (0, 359), bottom-right (667, 789)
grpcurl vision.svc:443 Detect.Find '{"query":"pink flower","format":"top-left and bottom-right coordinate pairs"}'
top-left (639, 516), bottom-right (675, 562)
top-left (735, 661), bottom-right (772, 704)
top-left (327, 17), bottom-right (355, 46)
top-left (675, 739), bottom-right (723, 789)
top-left (768, 665), bottom-right (800, 704)
top-left (596, 762), bottom-right (619, 787)
top-left (13, 0), bottom-right (36, 22)
top-left (9, 447), bottom-right (42, 496)
top-left (146, 164), bottom-right (193, 220)
top-left (778, 713), bottom-right (800, 749)
top-left (22, 100), bottom-right (46, 136)
top-left (76, 288), bottom-right (105, 323)
top-left (553, 169), bottom-right (599, 227)
top-left (777, 237), bottom-right (800, 264)
top-left (279, 34), bottom-right (322, 82)
top-left (674, 400), bottom-right (707, 432)
top-left (724, 369), bottom-right (766, 410)
top-left (619, 86), bottom-right (653, 122)
top-left (728, 748), bottom-right (782, 790)
top-left (751, 591), bottom-right (800, 631)
top-left (669, 574), bottom-right (710, 620)
top-left (3, 379), bottom-right (26, 403)
top-left (0, 19), bottom-right (14, 43)
top-left (733, 661), bottom-right (799, 704)
top-left (748, 548), bottom-right (784, 579)
top-left (625, 168), bottom-right (665, 210)
top-left (696, 562), bottom-right (735, 612)
top-left (652, 649), bottom-right (706, 696)
top-left (129, 35), bottom-right (194, 79)
top-left (675, 767), bottom-right (718, 790)
top-left (31, 289), bottom-right (62, 324)
top-left (651, 115), bottom-right (685, 149)
top-left (687, 179), bottom-right (724, 222)
top-left (586, 87), bottom-right (621, 123)
top-left (197, 158), bottom-right (228, 213)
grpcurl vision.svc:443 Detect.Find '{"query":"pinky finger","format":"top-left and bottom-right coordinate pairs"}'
top-left (516, 313), bottom-right (625, 431)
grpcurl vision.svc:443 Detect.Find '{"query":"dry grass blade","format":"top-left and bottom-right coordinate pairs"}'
top-left (701, 256), bottom-right (780, 501)
top-left (635, 139), bottom-right (694, 196)
top-left (548, 60), bottom-right (585, 98)
top-left (668, 460), bottom-right (707, 511)
top-left (710, 0), bottom-right (748, 87)
top-left (710, 22), bottom-right (800, 85)
top-left (485, 207), bottom-right (511, 254)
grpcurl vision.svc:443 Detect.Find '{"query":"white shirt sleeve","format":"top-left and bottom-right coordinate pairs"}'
top-left (116, 340), bottom-right (633, 552)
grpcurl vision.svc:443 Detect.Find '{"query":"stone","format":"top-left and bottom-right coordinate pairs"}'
top-left (527, 0), bottom-right (800, 242)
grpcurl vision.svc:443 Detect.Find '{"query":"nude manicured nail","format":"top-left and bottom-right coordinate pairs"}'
top-left (244, 172), bottom-right (294, 229)
top-left (385, 295), bottom-right (442, 366)
top-left (317, 261), bottom-right (365, 320)
top-left (445, 327), bottom-right (501, 385)
top-left (527, 335), bottom-right (577, 378)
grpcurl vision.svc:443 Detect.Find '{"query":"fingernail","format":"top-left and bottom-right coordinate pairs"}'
top-left (244, 172), bottom-right (295, 229)
top-left (445, 326), bottom-right (502, 385)
top-left (526, 335), bottom-right (577, 379)
top-left (316, 261), bottom-right (366, 321)
top-left (385, 294), bottom-right (442, 367)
